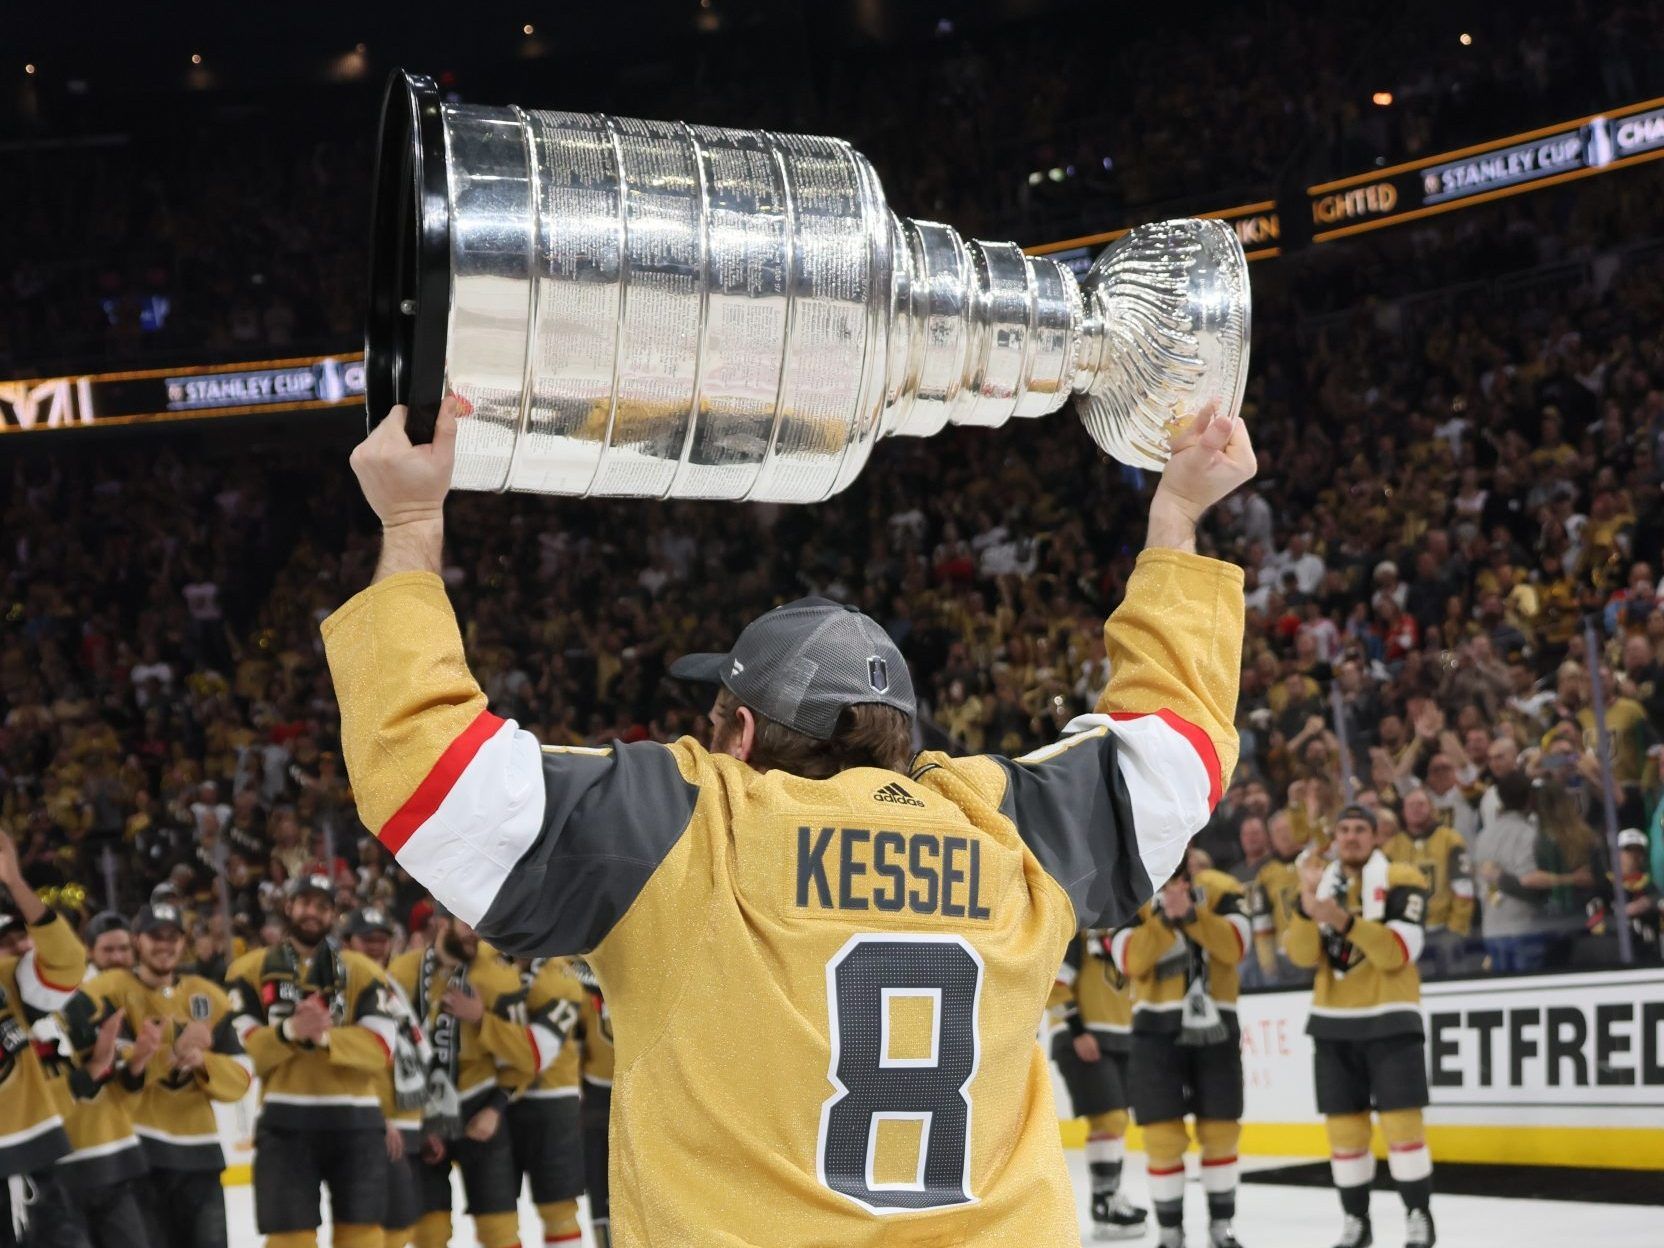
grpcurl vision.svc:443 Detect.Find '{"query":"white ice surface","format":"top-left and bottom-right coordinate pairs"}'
top-left (222, 1149), bottom-right (1657, 1245)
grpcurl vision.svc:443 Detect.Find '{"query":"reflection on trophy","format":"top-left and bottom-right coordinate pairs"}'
top-left (367, 71), bottom-right (1250, 502)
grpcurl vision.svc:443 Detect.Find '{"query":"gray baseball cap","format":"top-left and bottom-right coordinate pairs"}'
top-left (669, 596), bottom-right (915, 740)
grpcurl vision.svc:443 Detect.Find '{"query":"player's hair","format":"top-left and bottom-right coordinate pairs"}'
top-left (712, 687), bottom-right (913, 779)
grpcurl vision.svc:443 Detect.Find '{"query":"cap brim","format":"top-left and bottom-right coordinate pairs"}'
top-left (668, 652), bottom-right (729, 684)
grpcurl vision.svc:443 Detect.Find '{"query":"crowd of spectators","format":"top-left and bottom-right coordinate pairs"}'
top-left (3, 0), bottom-right (1658, 372)
top-left (3, 158), bottom-right (1663, 984)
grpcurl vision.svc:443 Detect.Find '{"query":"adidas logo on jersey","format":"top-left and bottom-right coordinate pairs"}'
top-left (873, 781), bottom-right (925, 807)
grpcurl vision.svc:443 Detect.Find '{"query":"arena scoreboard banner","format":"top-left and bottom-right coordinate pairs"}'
top-left (1032, 199), bottom-right (1283, 267)
top-left (1031, 94), bottom-right (1664, 261)
top-left (1053, 967), bottom-right (1664, 1169)
top-left (1308, 96), bottom-right (1664, 242)
top-left (0, 353), bottom-right (365, 433)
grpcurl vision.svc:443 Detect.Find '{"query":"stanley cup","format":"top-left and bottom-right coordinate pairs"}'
top-left (367, 71), bottom-right (1250, 502)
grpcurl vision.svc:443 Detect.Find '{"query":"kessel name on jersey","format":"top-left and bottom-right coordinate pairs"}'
top-left (792, 824), bottom-right (998, 920)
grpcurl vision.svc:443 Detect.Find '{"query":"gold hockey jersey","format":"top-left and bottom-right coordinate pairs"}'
top-left (1110, 868), bottom-right (1249, 1033)
top-left (1284, 855), bottom-right (1430, 1039)
top-left (0, 912), bottom-right (84, 1176)
top-left (1249, 856), bottom-right (1302, 976)
top-left (1048, 930), bottom-right (1133, 1052)
top-left (57, 1065), bottom-right (146, 1190)
top-left (225, 941), bottom-right (396, 1131)
top-left (1383, 826), bottom-right (1473, 935)
top-left (324, 547), bottom-right (1242, 1246)
top-left (572, 960), bottom-right (614, 1091)
top-left (65, 970), bottom-right (251, 1172)
top-left (501, 958), bottom-right (585, 1100)
top-left (389, 944), bottom-right (558, 1113)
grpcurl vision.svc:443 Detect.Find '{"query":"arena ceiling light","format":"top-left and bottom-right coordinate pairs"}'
top-left (1459, 32), bottom-right (1473, 46)
top-left (1372, 91), bottom-right (1394, 106)
top-left (190, 52), bottom-right (202, 65)
top-left (523, 23), bottom-right (535, 35)
top-left (24, 62), bottom-right (37, 75)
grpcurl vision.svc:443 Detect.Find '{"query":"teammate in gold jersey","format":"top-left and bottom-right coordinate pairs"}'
top-left (1285, 806), bottom-right (1435, 1248)
top-left (326, 397), bottom-right (1254, 1245)
top-left (0, 830), bottom-right (87, 1247)
top-left (1048, 930), bottom-right (1143, 1240)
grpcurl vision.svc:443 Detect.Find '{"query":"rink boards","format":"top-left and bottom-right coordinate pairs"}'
top-left (1055, 966), bottom-right (1664, 1170)
top-left (209, 967), bottom-right (1664, 1187)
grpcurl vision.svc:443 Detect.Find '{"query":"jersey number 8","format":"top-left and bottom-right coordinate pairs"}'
top-left (818, 934), bottom-right (984, 1214)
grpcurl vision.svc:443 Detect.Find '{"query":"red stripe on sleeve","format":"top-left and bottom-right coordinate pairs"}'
top-left (1108, 709), bottom-right (1223, 809)
top-left (527, 1026), bottom-right (542, 1072)
top-left (32, 965), bottom-right (80, 994)
top-left (379, 709), bottom-right (506, 853)
top-left (1389, 928), bottom-right (1411, 965)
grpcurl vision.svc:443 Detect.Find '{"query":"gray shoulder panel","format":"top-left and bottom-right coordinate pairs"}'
top-left (477, 740), bottom-right (699, 958)
top-left (991, 732), bottom-right (1153, 930)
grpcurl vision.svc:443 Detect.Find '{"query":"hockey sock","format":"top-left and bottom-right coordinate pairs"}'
top-left (1325, 1111), bottom-right (1375, 1220)
top-left (475, 1209), bottom-right (523, 1248)
top-left (333, 1226), bottom-right (384, 1248)
top-left (384, 1228), bottom-right (417, 1248)
top-left (1086, 1109), bottom-right (1128, 1195)
top-left (1381, 1108), bottom-right (1433, 1212)
top-left (264, 1234), bottom-right (319, 1248)
top-left (1339, 1182), bottom-right (1372, 1220)
top-left (537, 1199), bottom-right (582, 1243)
top-left (1197, 1118), bottom-right (1240, 1221)
top-left (1143, 1118), bottom-right (1189, 1229)
top-left (414, 1211), bottom-right (453, 1248)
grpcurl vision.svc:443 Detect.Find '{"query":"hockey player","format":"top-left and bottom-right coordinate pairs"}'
top-left (0, 830), bottom-right (86, 1248)
top-left (52, 911), bottom-right (154, 1248)
top-left (502, 957), bottom-right (586, 1246)
top-left (343, 905), bottom-right (429, 1248)
top-left (1049, 930), bottom-right (1145, 1239)
top-left (327, 397), bottom-right (1252, 1243)
top-left (1383, 788), bottom-right (1472, 976)
top-left (1112, 861), bottom-right (1250, 1248)
top-left (64, 901), bottom-right (251, 1248)
top-left (390, 909), bottom-right (563, 1248)
top-left (226, 874), bottom-right (399, 1248)
top-left (1285, 805), bottom-right (1436, 1248)
top-left (571, 959), bottom-right (613, 1248)
top-left (1248, 812), bottom-right (1307, 985)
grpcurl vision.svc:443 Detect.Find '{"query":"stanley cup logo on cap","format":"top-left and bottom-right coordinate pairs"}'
top-left (368, 71), bottom-right (1250, 503)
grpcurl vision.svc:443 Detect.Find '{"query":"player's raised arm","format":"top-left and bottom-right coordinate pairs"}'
top-left (984, 408), bottom-right (1253, 929)
top-left (325, 399), bottom-right (697, 957)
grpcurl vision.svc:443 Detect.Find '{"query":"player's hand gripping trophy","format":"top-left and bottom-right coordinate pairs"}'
top-left (364, 71), bottom-right (1249, 500)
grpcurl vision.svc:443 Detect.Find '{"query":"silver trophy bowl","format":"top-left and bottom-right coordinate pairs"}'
top-left (367, 71), bottom-right (1249, 501)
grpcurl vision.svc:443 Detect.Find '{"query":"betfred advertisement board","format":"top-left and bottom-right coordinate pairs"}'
top-left (1056, 968), bottom-right (1664, 1168)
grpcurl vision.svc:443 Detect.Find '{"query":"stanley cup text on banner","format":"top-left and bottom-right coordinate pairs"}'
top-left (367, 72), bottom-right (1250, 502)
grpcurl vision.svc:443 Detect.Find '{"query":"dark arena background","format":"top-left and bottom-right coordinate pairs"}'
top-left (1, 2), bottom-right (1662, 1245)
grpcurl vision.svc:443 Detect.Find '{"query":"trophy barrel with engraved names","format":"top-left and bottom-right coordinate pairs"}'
top-left (367, 71), bottom-right (1249, 502)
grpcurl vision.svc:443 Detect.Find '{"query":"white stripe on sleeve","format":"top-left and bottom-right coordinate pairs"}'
top-left (1386, 919), bottom-right (1425, 964)
top-left (528, 1021), bottom-right (563, 1073)
top-left (1108, 928), bottom-right (1135, 973)
top-left (16, 950), bottom-right (76, 1013)
top-left (357, 1014), bottom-right (399, 1061)
top-left (1062, 713), bottom-right (1213, 890)
top-left (1225, 912), bottom-right (1252, 959)
top-left (393, 721), bottom-right (548, 927)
